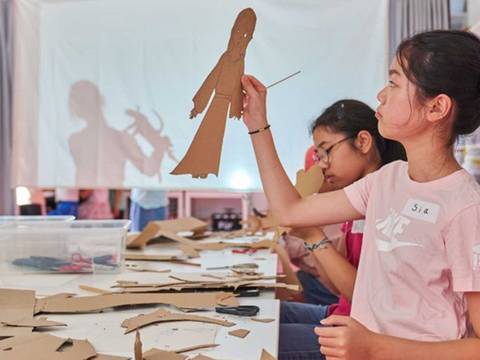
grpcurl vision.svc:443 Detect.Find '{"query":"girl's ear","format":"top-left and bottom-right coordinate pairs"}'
top-left (425, 94), bottom-right (453, 124)
top-left (354, 130), bottom-right (374, 155)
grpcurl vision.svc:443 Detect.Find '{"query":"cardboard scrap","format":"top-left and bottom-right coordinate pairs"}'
top-left (260, 349), bottom-right (277, 360)
top-left (175, 344), bottom-right (219, 353)
top-left (125, 253), bottom-right (181, 261)
top-left (295, 165), bottom-right (324, 198)
top-left (34, 292), bottom-right (238, 314)
top-left (0, 325), bottom-right (33, 337)
top-left (228, 328), bottom-right (250, 338)
top-left (171, 8), bottom-right (257, 178)
top-left (121, 308), bottom-right (235, 333)
top-left (111, 273), bottom-right (298, 293)
top-left (0, 289), bottom-right (66, 337)
top-left (134, 331), bottom-right (142, 360)
top-left (0, 289), bottom-right (35, 322)
top-left (79, 285), bottom-right (112, 295)
top-left (0, 333), bottom-right (96, 360)
top-left (125, 253), bottom-right (201, 267)
top-left (125, 264), bottom-right (171, 273)
top-left (2, 317), bottom-right (66, 328)
top-left (127, 218), bottom-right (208, 249)
top-left (143, 348), bottom-right (187, 360)
top-left (251, 318), bottom-right (275, 323)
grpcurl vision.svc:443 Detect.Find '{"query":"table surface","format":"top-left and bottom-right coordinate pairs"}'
top-left (0, 232), bottom-right (280, 359)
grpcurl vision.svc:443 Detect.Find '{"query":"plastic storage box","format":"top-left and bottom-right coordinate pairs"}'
top-left (0, 215), bottom-right (75, 223)
top-left (0, 220), bottom-right (130, 274)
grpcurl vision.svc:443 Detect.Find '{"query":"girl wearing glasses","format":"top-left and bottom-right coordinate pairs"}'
top-left (242, 30), bottom-right (480, 360)
top-left (281, 99), bottom-right (405, 359)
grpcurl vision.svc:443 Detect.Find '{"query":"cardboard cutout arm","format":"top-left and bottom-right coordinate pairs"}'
top-left (190, 54), bottom-right (225, 118)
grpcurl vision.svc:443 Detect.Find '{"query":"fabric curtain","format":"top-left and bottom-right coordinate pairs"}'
top-left (0, 0), bottom-right (14, 215)
top-left (389, 0), bottom-right (450, 61)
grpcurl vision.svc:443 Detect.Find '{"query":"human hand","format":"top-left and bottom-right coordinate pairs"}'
top-left (315, 316), bottom-right (375, 360)
top-left (241, 75), bottom-right (268, 132)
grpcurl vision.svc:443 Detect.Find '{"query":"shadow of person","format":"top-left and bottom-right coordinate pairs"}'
top-left (68, 80), bottom-right (177, 186)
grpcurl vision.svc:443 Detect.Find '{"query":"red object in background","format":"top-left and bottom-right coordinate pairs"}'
top-left (232, 248), bottom-right (258, 255)
top-left (304, 145), bottom-right (316, 170)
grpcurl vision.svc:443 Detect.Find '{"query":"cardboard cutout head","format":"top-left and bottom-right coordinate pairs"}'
top-left (228, 8), bottom-right (257, 53)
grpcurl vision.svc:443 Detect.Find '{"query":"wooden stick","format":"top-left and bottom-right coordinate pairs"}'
top-left (266, 70), bottom-right (301, 89)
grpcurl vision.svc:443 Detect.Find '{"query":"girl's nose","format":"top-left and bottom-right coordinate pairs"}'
top-left (377, 87), bottom-right (386, 104)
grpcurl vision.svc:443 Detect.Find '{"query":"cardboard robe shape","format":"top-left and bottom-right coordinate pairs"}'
top-left (171, 8), bottom-right (257, 178)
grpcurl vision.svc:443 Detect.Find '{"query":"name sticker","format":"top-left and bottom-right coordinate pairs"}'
top-left (401, 198), bottom-right (440, 224)
top-left (351, 220), bottom-right (365, 234)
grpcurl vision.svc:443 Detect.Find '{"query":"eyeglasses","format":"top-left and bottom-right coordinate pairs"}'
top-left (313, 136), bottom-right (353, 164)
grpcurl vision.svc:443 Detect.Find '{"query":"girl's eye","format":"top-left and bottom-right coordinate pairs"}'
top-left (388, 80), bottom-right (396, 87)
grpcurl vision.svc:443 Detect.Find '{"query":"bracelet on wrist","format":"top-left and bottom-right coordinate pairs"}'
top-left (303, 237), bottom-right (332, 252)
top-left (248, 124), bottom-right (271, 135)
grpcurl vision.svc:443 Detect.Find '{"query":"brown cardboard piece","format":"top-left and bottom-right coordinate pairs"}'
top-left (135, 331), bottom-right (217, 360)
top-left (0, 289), bottom-right (35, 322)
top-left (294, 165), bottom-right (324, 198)
top-left (124, 253), bottom-right (201, 267)
top-left (125, 264), bottom-right (172, 273)
top-left (0, 325), bottom-right (33, 337)
top-left (121, 308), bottom-right (235, 333)
top-left (260, 349), bottom-right (277, 360)
top-left (0, 333), bottom-right (127, 360)
top-left (2, 317), bottom-right (66, 328)
top-left (127, 217), bottom-right (208, 249)
top-left (171, 8), bottom-right (257, 178)
top-left (228, 328), bottom-right (250, 338)
top-left (144, 349), bottom-right (187, 360)
top-left (251, 318), bottom-right (275, 323)
top-left (111, 273), bottom-right (299, 293)
top-left (134, 331), bottom-right (142, 360)
top-left (0, 333), bottom-right (97, 360)
top-left (175, 344), bottom-right (219, 353)
top-left (128, 232), bottom-right (271, 255)
top-left (34, 292), bottom-right (238, 314)
top-left (0, 289), bottom-right (66, 337)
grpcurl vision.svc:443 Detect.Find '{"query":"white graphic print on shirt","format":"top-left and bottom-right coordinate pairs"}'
top-left (375, 208), bottom-right (424, 252)
top-left (473, 244), bottom-right (480, 271)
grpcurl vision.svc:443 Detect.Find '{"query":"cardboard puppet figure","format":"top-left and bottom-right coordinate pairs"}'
top-left (171, 8), bottom-right (257, 178)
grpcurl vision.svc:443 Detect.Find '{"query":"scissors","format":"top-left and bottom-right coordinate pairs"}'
top-left (215, 305), bottom-right (260, 317)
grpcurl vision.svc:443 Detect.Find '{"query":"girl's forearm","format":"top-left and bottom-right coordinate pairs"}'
top-left (313, 244), bottom-right (356, 301)
top-left (250, 128), bottom-right (303, 225)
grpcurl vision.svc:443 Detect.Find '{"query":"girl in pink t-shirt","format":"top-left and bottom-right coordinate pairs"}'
top-left (242, 30), bottom-right (480, 360)
top-left (280, 100), bottom-right (405, 359)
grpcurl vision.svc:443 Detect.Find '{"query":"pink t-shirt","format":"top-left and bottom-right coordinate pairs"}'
top-left (328, 220), bottom-right (364, 316)
top-left (344, 160), bottom-right (480, 341)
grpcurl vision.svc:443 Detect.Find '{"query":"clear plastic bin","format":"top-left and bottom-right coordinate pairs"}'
top-left (0, 215), bottom-right (75, 223)
top-left (0, 220), bottom-right (130, 274)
